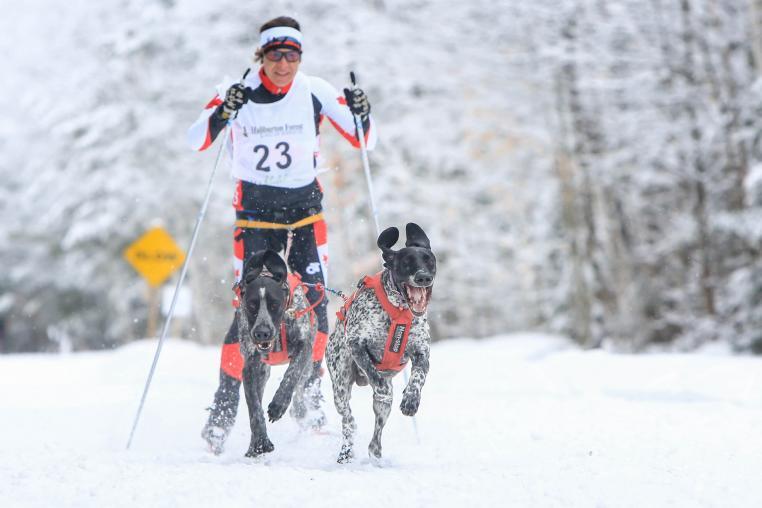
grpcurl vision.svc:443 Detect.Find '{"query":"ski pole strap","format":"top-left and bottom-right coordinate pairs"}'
top-left (234, 213), bottom-right (324, 230)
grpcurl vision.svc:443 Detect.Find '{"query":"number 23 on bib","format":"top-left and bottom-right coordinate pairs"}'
top-left (230, 72), bottom-right (318, 188)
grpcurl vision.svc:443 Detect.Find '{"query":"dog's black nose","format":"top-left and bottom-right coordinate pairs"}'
top-left (414, 270), bottom-right (433, 286)
top-left (253, 327), bottom-right (271, 342)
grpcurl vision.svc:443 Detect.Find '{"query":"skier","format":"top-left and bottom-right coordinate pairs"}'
top-left (187, 15), bottom-right (377, 452)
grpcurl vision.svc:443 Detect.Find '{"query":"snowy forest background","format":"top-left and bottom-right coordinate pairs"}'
top-left (3, 0), bottom-right (762, 354)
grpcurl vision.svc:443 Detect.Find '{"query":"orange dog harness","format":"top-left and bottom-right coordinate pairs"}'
top-left (337, 272), bottom-right (413, 372)
top-left (261, 273), bottom-right (322, 366)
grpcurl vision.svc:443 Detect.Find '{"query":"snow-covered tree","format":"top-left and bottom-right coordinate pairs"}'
top-left (3, 0), bottom-right (762, 353)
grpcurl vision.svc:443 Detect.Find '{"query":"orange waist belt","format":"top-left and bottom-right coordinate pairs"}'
top-left (234, 213), bottom-right (324, 230)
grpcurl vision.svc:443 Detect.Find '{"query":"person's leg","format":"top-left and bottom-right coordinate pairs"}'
top-left (287, 219), bottom-right (329, 428)
top-left (201, 316), bottom-right (244, 453)
top-left (288, 219), bottom-right (329, 359)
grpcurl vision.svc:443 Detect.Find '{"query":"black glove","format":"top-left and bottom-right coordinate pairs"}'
top-left (343, 87), bottom-right (371, 121)
top-left (219, 83), bottom-right (248, 120)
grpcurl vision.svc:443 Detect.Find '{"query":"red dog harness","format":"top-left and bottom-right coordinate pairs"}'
top-left (337, 271), bottom-right (413, 372)
top-left (222, 273), bottom-right (324, 379)
top-left (261, 273), bottom-right (323, 366)
top-left (261, 321), bottom-right (291, 366)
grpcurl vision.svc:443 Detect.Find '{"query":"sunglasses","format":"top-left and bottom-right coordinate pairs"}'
top-left (265, 50), bottom-right (301, 63)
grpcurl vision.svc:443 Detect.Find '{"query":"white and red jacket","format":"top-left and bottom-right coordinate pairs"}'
top-left (187, 68), bottom-right (376, 209)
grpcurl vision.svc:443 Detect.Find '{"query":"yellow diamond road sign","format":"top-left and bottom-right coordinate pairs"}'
top-left (123, 227), bottom-right (186, 287)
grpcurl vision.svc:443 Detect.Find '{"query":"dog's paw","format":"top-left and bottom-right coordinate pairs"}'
top-left (267, 397), bottom-right (289, 422)
top-left (201, 424), bottom-right (228, 455)
top-left (245, 437), bottom-right (274, 457)
top-left (289, 399), bottom-right (307, 420)
top-left (400, 389), bottom-right (421, 416)
top-left (368, 441), bottom-right (383, 460)
top-left (337, 446), bottom-right (354, 464)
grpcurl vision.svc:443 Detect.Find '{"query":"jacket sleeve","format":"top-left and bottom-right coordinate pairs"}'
top-left (310, 77), bottom-right (377, 151)
top-left (186, 96), bottom-right (228, 151)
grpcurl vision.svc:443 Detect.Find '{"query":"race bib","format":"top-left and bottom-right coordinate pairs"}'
top-left (230, 72), bottom-right (317, 188)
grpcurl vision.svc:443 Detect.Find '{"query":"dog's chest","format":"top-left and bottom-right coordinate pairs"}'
top-left (239, 286), bottom-right (313, 360)
top-left (345, 288), bottom-right (429, 360)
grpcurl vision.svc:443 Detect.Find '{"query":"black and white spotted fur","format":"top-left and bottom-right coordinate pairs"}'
top-left (237, 249), bottom-right (317, 457)
top-left (326, 223), bottom-right (436, 463)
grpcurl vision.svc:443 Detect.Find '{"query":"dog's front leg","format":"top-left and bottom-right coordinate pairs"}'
top-left (350, 340), bottom-right (386, 388)
top-left (400, 344), bottom-right (430, 416)
top-left (242, 358), bottom-right (274, 457)
top-left (289, 367), bottom-right (308, 421)
top-left (368, 377), bottom-right (393, 460)
top-left (267, 339), bottom-right (309, 423)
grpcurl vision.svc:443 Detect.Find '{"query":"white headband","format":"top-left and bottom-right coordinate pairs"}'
top-left (260, 26), bottom-right (302, 49)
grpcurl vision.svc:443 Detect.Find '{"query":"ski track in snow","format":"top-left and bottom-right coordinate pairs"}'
top-left (1, 334), bottom-right (761, 508)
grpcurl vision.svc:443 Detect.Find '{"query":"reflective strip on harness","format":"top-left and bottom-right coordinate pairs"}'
top-left (337, 272), bottom-right (413, 372)
top-left (234, 213), bottom-right (324, 230)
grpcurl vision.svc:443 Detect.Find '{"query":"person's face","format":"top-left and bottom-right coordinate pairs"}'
top-left (262, 49), bottom-right (301, 88)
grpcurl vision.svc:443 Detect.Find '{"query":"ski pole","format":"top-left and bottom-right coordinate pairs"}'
top-left (126, 70), bottom-right (251, 450)
top-left (350, 72), bottom-right (381, 235)
top-left (349, 71), bottom-right (420, 443)
top-left (126, 129), bottom-right (229, 450)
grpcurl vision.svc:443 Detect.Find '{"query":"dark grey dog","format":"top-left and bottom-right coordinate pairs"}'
top-left (326, 223), bottom-right (436, 463)
top-left (236, 249), bottom-right (316, 457)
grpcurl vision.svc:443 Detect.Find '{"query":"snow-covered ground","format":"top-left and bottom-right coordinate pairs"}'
top-left (1, 334), bottom-right (761, 507)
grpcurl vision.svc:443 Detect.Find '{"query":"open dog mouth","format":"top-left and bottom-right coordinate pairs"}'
top-left (255, 340), bottom-right (274, 353)
top-left (403, 283), bottom-right (433, 317)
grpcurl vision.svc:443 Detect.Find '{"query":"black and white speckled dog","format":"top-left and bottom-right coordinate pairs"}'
top-left (326, 223), bottom-right (436, 463)
top-left (236, 249), bottom-right (317, 457)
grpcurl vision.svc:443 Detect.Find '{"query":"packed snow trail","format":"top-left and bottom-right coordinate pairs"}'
top-left (1, 334), bottom-right (761, 507)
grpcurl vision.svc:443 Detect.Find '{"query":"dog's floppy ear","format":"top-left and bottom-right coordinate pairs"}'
top-left (263, 250), bottom-right (288, 284)
top-left (405, 222), bottom-right (431, 249)
top-left (242, 250), bottom-right (266, 285)
top-left (377, 226), bottom-right (399, 267)
top-left (377, 226), bottom-right (399, 250)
